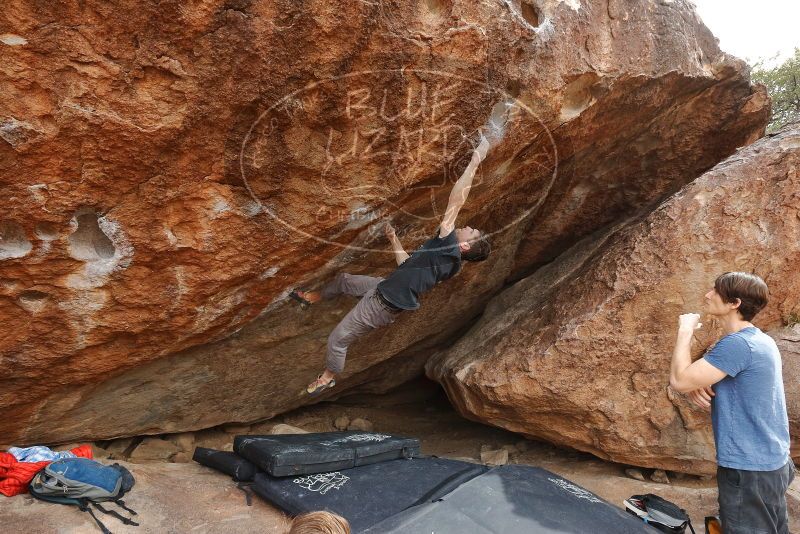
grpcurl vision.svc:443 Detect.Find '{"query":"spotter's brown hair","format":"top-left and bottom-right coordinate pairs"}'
top-left (714, 272), bottom-right (768, 321)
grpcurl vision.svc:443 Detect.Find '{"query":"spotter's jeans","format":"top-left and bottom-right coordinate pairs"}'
top-left (717, 460), bottom-right (795, 534)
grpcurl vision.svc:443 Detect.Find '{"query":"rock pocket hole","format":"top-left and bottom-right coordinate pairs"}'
top-left (420, 0), bottom-right (453, 26)
top-left (19, 290), bottom-right (48, 302)
top-left (18, 289), bottom-right (49, 313)
top-left (68, 209), bottom-right (116, 261)
top-left (19, 289), bottom-right (50, 312)
top-left (424, 0), bottom-right (447, 15)
top-left (0, 220), bottom-right (32, 260)
top-left (35, 222), bottom-right (59, 241)
top-left (520, 1), bottom-right (540, 27)
top-left (0, 34), bottom-right (28, 46)
top-left (482, 98), bottom-right (514, 145)
top-left (506, 79), bottom-right (522, 98)
top-left (560, 73), bottom-right (601, 121)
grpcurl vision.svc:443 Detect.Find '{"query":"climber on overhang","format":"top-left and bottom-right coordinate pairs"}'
top-left (291, 135), bottom-right (493, 396)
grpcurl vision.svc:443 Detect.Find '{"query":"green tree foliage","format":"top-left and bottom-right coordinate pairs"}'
top-left (751, 48), bottom-right (800, 133)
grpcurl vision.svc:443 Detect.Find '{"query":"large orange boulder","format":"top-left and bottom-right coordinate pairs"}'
top-left (774, 325), bottom-right (800, 460)
top-left (427, 124), bottom-right (800, 474)
top-left (0, 0), bottom-right (767, 445)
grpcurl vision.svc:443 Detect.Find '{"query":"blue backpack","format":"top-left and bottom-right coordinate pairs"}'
top-left (29, 457), bottom-right (138, 533)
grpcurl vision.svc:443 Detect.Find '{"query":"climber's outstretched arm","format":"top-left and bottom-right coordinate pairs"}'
top-left (384, 223), bottom-right (409, 266)
top-left (439, 137), bottom-right (490, 238)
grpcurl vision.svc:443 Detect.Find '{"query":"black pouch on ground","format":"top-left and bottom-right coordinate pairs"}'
top-left (192, 447), bottom-right (258, 482)
top-left (624, 493), bottom-right (695, 534)
top-left (365, 465), bottom-right (659, 534)
top-left (233, 431), bottom-right (420, 477)
top-left (251, 456), bottom-right (488, 532)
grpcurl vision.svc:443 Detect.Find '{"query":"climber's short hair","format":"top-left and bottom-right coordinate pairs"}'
top-left (462, 233), bottom-right (491, 262)
top-left (288, 511), bottom-right (351, 534)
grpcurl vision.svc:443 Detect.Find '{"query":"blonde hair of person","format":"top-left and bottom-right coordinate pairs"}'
top-left (288, 511), bottom-right (351, 534)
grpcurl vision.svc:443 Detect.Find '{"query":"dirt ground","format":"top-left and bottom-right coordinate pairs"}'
top-left (1, 378), bottom-right (797, 533)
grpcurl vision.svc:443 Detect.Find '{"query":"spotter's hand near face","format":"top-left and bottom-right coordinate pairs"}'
top-left (678, 313), bottom-right (702, 332)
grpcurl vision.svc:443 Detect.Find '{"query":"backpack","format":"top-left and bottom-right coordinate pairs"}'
top-left (29, 457), bottom-right (138, 534)
top-left (624, 494), bottom-right (696, 534)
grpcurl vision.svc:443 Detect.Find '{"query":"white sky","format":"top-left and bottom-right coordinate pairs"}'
top-left (691, 0), bottom-right (800, 65)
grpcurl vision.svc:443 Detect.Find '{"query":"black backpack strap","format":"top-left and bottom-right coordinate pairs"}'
top-left (78, 499), bottom-right (112, 534)
top-left (686, 518), bottom-right (697, 534)
top-left (91, 502), bottom-right (140, 527)
top-left (114, 499), bottom-right (138, 516)
top-left (237, 482), bottom-right (253, 506)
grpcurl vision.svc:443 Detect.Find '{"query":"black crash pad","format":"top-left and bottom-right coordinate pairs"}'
top-left (192, 447), bottom-right (258, 482)
top-left (363, 465), bottom-right (658, 534)
top-left (234, 431), bottom-right (420, 477)
top-left (251, 456), bottom-right (488, 532)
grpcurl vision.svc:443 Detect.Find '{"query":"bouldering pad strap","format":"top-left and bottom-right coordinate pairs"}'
top-left (237, 482), bottom-right (254, 506)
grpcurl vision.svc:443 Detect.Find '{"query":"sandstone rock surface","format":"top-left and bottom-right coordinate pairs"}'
top-left (347, 417), bottom-right (374, 432)
top-left (334, 416), bottom-right (350, 431)
top-left (774, 324), bottom-right (800, 459)
top-left (269, 424), bottom-right (308, 435)
top-left (480, 448), bottom-right (509, 465)
top-left (129, 436), bottom-right (180, 462)
top-left (427, 125), bottom-right (800, 474)
top-left (0, 0), bottom-right (767, 445)
top-left (651, 469), bottom-right (670, 484)
top-left (625, 468), bottom-right (645, 482)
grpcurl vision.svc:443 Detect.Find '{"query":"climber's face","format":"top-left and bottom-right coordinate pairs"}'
top-left (455, 226), bottom-right (481, 250)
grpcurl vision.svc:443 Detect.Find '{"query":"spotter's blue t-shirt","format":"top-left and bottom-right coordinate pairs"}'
top-left (703, 326), bottom-right (790, 471)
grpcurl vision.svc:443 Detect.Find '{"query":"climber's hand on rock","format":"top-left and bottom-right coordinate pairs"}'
top-left (678, 313), bottom-right (702, 332)
top-left (384, 222), bottom-right (396, 241)
top-left (687, 386), bottom-right (714, 410)
top-left (473, 135), bottom-right (490, 164)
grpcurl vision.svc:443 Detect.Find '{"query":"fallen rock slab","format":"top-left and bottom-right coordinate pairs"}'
top-left (347, 418), bottom-right (374, 432)
top-left (625, 468), bottom-right (646, 482)
top-left (129, 437), bottom-right (180, 462)
top-left (105, 437), bottom-right (136, 460)
top-left (334, 416), bottom-right (350, 431)
top-left (166, 432), bottom-right (196, 453)
top-left (651, 469), bottom-right (670, 485)
top-left (480, 448), bottom-right (509, 466)
top-left (428, 124), bottom-right (800, 474)
top-left (269, 424), bottom-right (308, 435)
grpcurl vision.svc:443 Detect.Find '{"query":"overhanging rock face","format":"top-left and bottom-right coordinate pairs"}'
top-left (427, 125), bottom-right (800, 474)
top-left (0, 0), bottom-right (767, 445)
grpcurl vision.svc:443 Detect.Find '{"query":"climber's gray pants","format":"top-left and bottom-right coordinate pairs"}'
top-left (321, 273), bottom-right (400, 373)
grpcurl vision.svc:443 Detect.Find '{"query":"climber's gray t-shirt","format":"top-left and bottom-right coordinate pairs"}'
top-left (704, 326), bottom-right (790, 471)
top-left (376, 227), bottom-right (462, 311)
